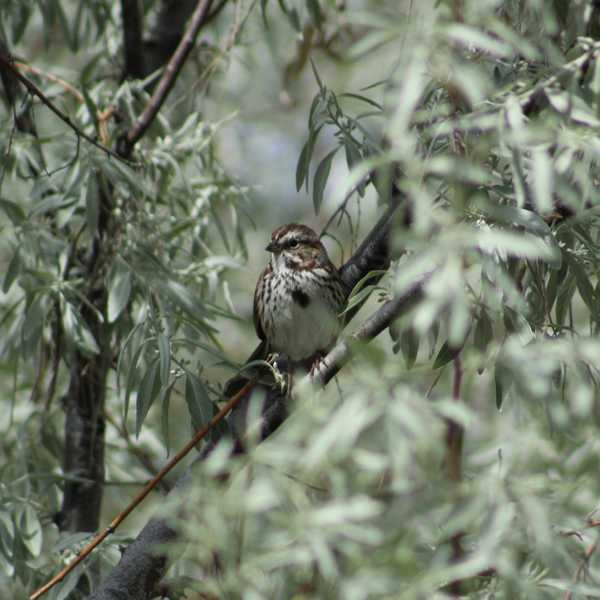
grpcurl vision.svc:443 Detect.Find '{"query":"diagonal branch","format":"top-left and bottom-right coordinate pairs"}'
top-left (313, 281), bottom-right (424, 386)
top-left (118, 0), bottom-right (215, 157)
top-left (0, 50), bottom-right (126, 163)
top-left (31, 378), bottom-right (256, 600)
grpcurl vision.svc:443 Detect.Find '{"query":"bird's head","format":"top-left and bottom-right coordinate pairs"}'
top-left (266, 223), bottom-right (326, 271)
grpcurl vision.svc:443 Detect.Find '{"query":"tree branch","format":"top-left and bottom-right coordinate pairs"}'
top-left (118, 0), bottom-right (215, 157)
top-left (32, 379), bottom-right (255, 600)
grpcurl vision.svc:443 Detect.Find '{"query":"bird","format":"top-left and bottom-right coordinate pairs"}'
top-left (253, 223), bottom-right (348, 370)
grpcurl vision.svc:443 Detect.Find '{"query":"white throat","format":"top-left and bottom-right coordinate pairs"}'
top-left (270, 252), bottom-right (289, 273)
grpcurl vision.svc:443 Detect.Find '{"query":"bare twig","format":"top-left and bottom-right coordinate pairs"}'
top-left (320, 174), bottom-right (371, 239)
top-left (119, 0), bottom-right (215, 157)
top-left (14, 61), bottom-right (84, 102)
top-left (564, 540), bottom-right (598, 600)
top-left (29, 378), bottom-right (255, 600)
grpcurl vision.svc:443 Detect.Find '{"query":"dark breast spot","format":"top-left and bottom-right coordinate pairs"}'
top-left (291, 288), bottom-right (310, 308)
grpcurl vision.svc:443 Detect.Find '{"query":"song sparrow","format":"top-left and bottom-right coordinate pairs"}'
top-left (254, 223), bottom-right (348, 367)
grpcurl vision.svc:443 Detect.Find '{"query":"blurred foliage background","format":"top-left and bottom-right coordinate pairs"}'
top-left (1, 0), bottom-right (600, 598)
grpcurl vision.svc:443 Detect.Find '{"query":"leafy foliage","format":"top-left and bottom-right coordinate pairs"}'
top-left (1, 1), bottom-right (600, 599)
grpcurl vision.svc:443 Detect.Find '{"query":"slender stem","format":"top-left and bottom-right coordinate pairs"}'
top-left (564, 540), bottom-right (598, 600)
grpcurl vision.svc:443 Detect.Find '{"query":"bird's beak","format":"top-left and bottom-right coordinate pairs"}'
top-left (265, 241), bottom-right (278, 252)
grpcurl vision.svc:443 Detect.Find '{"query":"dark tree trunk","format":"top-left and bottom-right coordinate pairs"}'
top-left (59, 352), bottom-right (108, 532)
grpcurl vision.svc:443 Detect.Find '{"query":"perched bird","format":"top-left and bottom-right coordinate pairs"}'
top-left (253, 223), bottom-right (347, 368)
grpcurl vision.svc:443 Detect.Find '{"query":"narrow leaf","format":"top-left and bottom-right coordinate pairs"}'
top-left (107, 260), bottom-right (132, 323)
top-left (399, 328), bottom-right (419, 369)
top-left (160, 383), bottom-right (174, 454)
top-left (312, 149), bottom-right (338, 214)
top-left (62, 302), bottom-right (100, 355)
top-left (185, 373), bottom-right (212, 432)
top-left (433, 339), bottom-right (462, 369)
top-left (3, 247), bottom-right (21, 293)
top-left (85, 173), bottom-right (99, 235)
top-left (568, 256), bottom-right (597, 319)
top-left (0, 198), bottom-right (26, 225)
top-left (474, 309), bottom-right (493, 354)
top-left (136, 359), bottom-right (160, 437)
top-left (157, 332), bottom-right (171, 385)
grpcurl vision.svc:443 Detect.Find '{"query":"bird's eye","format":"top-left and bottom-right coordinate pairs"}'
top-left (289, 239), bottom-right (299, 248)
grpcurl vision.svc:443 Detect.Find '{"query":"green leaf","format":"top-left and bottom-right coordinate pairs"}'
top-left (62, 302), bottom-right (100, 356)
top-left (312, 148), bottom-right (338, 214)
top-left (85, 173), bottom-right (99, 235)
top-left (287, 6), bottom-right (301, 31)
top-left (545, 260), bottom-right (568, 315)
top-left (399, 328), bottom-right (419, 369)
top-left (433, 339), bottom-right (462, 369)
top-left (530, 147), bottom-right (553, 214)
top-left (389, 320), bottom-right (400, 344)
top-left (18, 506), bottom-right (42, 558)
top-left (55, 0), bottom-right (75, 51)
top-left (296, 124), bottom-right (323, 192)
top-left (310, 57), bottom-right (324, 91)
top-left (107, 259), bottom-right (132, 323)
top-left (344, 139), bottom-right (362, 170)
top-left (157, 332), bottom-right (171, 385)
top-left (136, 359), bottom-right (160, 437)
top-left (82, 86), bottom-right (99, 132)
top-left (555, 271), bottom-right (576, 326)
top-left (0, 512), bottom-right (14, 560)
top-left (495, 363), bottom-right (512, 410)
top-left (185, 373), bottom-right (213, 432)
top-left (339, 92), bottom-right (384, 111)
top-left (0, 198), bottom-right (26, 225)
top-left (340, 284), bottom-right (385, 316)
top-left (3, 247), bottom-right (21, 293)
top-left (123, 336), bottom-right (148, 423)
top-left (22, 295), bottom-right (47, 344)
top-left (307, 0), bottom-right (323, 27)
top-left (160, 383), bottom-right (174, 454)
top-left (568, 256), bottom-right (597, 320)
top-left (474, 309), bottom-right (493, 354)
top-left (260, 0), bottom-right (269, 27)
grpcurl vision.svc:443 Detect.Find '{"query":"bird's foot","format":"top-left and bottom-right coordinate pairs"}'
top-left (309, 351), bottom-right (328, 377)
top-left (265, 353), bottom-right (290, 394)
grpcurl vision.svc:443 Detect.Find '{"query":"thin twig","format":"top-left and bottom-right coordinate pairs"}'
top-left (320, 175), bottom-right (370, 239)
top-left (14, 61), bottom-right (84, 102)
top-left (29, 377), bottom-right (255, 600)
top-left (0, 53), bottom-right (128, 163)
top-left (120, 0), bottom-right (215, 156)
top-left (564, 540), bottom-right (598, 600)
